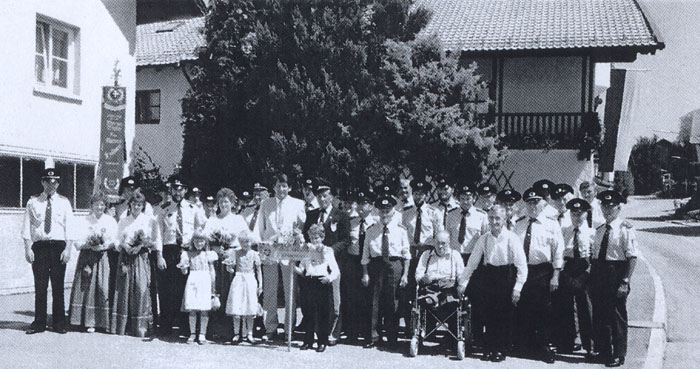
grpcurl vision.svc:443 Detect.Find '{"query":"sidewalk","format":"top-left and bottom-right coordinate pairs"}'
top-left (0, 268), bottom-right (659, 369)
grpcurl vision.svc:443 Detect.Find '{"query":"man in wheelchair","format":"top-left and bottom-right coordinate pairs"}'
top-left (413, 231), bottom-right (466, 347)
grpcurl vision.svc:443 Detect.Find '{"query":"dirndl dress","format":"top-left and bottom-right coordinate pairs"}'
top-left (226, 250), bottom-right (261, 316)
top-left (68, 248), bottom-right (110, 330)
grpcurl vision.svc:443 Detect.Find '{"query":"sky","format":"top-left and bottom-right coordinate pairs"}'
top-left (615, 0), bottom-right (700, 141)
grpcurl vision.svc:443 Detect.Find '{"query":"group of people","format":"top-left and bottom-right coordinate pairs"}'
top-left (22, 168), bottom-right (637, 367)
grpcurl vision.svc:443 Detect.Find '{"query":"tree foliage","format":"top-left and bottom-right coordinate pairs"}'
top-left (181, 0), bottom-right (501, 194)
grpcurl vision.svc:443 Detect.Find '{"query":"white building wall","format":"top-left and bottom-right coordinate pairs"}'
top-left (499, 149), bottom-right (595, 194)
top-left (0, 0), bottom-right (136, 294)
top-left (135, 66), bottom-right (189, 177)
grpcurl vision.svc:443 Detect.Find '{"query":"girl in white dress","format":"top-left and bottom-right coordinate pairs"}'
top-left (178, 231), bottom-right (218, 344)
top-left (226, 230), bottom-right (262, 344)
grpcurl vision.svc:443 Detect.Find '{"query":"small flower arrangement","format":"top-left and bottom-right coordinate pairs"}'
top-left (85, 229), bottom-right (106, 251)
top-left (209, 229), bottom-right (235, 250)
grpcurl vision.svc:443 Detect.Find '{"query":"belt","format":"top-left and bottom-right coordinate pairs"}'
top-left (371, 256), bottom-right (402, 262)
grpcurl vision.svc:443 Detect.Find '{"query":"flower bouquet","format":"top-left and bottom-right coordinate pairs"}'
top-left (209, 229), bottom-right (235, 250)
top-left (85, 230), bottom-right (106, 251)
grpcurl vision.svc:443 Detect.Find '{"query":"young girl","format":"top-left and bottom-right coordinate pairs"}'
top-left (295, 224), bottom-right (339, 352)
top-left (225, 230), bottom-right (262, 344)
top-left (178, 231), bottom-right (218, 344)
top-left (69, 192), bottom-right (118, 333)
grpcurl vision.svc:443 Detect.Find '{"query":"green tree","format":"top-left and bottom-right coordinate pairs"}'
top-left (629, 136), bottom-right (662, 195)
top-left (181, 0), bottom-right (501, 194)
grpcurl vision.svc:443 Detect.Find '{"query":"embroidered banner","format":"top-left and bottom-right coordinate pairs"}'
top-left (96, 86), bottom-right (126, 202)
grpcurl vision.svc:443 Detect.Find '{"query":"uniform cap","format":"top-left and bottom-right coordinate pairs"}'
top-left (374, 195), bottom-right (397, 209)
top-left (523, 187), bottom-right (546, 202)
top-left (374, 182), bottom-right (394, 196)
top-left (477, 183), bottom-right (497, 196)
top-left (410, 179), bottom-right (432, 193)
top-left (496, 189), bottom-right (521, 203)
top-left (302, 177), bottom-right (316, 189)
top-left (167, 175), bottom-right (186, 189)
top-left (532, 179), bottom-right (555, 197)
top-left (120, 176), bottom-right (139, 189)
top-left (566, 198), bottom-right (591, 212)
top-left (597, 190), bottom-right (626, 205)
top-left (253, 182), bottom-right (268, 192)
top-left (203, 195), bottom-right (216, 203)
top-left (551, 183), bottom-right (574, 200)
top-left (239, 190), bottom-right (253, 202)
top-left (355, 187), bottom-right (376, 203)
top-left (191, 187), bottom-right (201, 193)
top-left (435, 177), bottom-right (453, 189)
top-left (455, 183), bottom-right (476, 196)
top-left (313, 178), bottom-right (332, 195)
top-left (41, 168), bottom-right (60, 183)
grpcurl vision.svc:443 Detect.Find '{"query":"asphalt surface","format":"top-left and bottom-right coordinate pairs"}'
top-left (623, 196), bottom-right (700, 369)
top-left (0, 196), bottom-right (676, 369)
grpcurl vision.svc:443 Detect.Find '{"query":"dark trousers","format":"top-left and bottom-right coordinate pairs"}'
top-left (148, 251), bottom-right (160, 327)
top-left (31, 241), bottom-right (67, 329)
top-left (342, 254), bottom-right (370, 339)
top-left (591, 261), bottom-right (628, 359)
top-left (302, 277), bottom-right (332, 345)
top-left (515, 263), bottom-right (554, 351)
top-left (400, 246), bottom-right (423, 335)
top-left (482, 264), bottom-right (516, 354)
top-left (553, 258), bottom-right (594, 352)
top-left (158, 244), bottom-right (188, 334)
top-left (368, 257), bottom-right (403, 342)
top-left (463, 253), bottom-right (486, 344)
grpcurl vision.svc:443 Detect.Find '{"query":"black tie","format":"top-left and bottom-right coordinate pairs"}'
top-left (176, 203), bottom-right (184, 246)
top-left (442, 204), bottom-right (448, 227)
top-left (413, 205), bottom-right (422, 245)
top-left (382, 225), bottom-right (390, 260)
top-left (358, 219), bottom-right (367, 257)
top-left (523, 218), bottom-right (536, 263)
top-left (573, 227), bottom-right (581, 259)
top-left (249, 206), bottom-right (259, 231)
top-left (458, 210), bottom-right (468, 245)
top-left (318, 209), bottom-right (326, 225)
top-left (558, 212), bottom-right (565, 225)
top-left (44, 194), bottom-right (52, 234)
top-left (587, 209), bottom-right (593, 228)
top-left (598, 224), bottom-right (612, 261)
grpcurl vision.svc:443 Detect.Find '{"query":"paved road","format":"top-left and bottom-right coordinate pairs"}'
top-left (623, 196), bottom-right (700, 369)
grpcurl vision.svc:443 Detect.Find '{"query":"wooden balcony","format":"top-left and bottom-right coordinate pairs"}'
top-left (477, 112), bottom-right (600, 149)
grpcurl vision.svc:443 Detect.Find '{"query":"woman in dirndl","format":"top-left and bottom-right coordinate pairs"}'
top-left (110, 190), bottom-right (161, 337)
top-left (68, 192), bottom-right (117, 332)
top-left (202, 187), bottom-right (251, 341)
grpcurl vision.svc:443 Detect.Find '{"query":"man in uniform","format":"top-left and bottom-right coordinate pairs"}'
top-left (552, 198), bottom-right (595, 360)
top-left (580, 181), bottom-right (605, 228)
top-left (396, 178), bottom-right (415, 210)
top-left (258, 174), bottom-right (306, 341)
top-left (532, 179), bottom-right (559, 219)
top-left (446, 183), bottom-right (488, 346)
top-left (400, 178), bottom-right (443, 335)
top-left (361, 195), bottom-right (410, 348)
top-left (476, 183), bottom-right (498, 212)
top-left (187, 187), bottom-right (203, 210)
top-left (23, 168), bottom-right (76, 334)
top-left (344, 187), bottom-right (377, 342)
top-left (302, 180), bottom-right (351, 345)
top-left (115, 176), bottom-right (154, 221)
top-left (590, 191), bottom-right (638, 367)
top-left (203, 194), bottom-right (217, 218)
top-left (157, 175), bottom-right (206, 336)
top-left (496, 189), bottom-right (521, 230)
top-left (514, 187), bottom-right (565, 363)
top-left (302, 177), bottom-right (320, 213)
top-left (551, 184), bottom-right (574, 227)
top-left (432, 177), bottom-right (460, 227)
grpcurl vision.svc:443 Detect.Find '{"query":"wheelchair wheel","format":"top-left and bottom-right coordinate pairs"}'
top-left (409, 337), bottom-right (419, 357)
top-left (456, 340), bottom-right (465, 360)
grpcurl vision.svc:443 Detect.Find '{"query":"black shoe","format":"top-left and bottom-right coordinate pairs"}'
top-left (491, 352), bottom-right (506, 362)
top-left (585, 351), bottom-right (600, 363)
top-left (328, 339), bottom-right (337, 347)
top-left (316, 344), bottom-right (327, 352)
top-left (605, 357), bottom-right (624, 367)
top-left (482, 352), bottom-right (493, 361)
top-left (53, 324), bottom-right (67, 334)
top-left (25, 325), bottom-right (46, 335)
top-left (363, 341), bottom-right (377, 349)
top-left (543, 348), bottom-right (556, 364)
top-left (300, 343), bottom-right (312, 351)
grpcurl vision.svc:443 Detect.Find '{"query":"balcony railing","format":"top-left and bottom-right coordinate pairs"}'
top-left (477, 112), bottom-right (600, 149)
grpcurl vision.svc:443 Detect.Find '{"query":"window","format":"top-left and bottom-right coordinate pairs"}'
top-left (35, 17), bottom-right (79, 95)
top-left (136, 90), bottom-right (161, 124)
top-left (0, 156), bottom-right (20, 207)
top-left (21, 158), bottom-right (45, 207)
top-left (76, 164), bottom-right (95, 209)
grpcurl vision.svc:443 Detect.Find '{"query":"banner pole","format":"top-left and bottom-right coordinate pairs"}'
top-left (287, 264), bottom-right (294, 352)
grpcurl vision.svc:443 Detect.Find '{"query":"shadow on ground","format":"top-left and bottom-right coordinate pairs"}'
top-left (638, 226), bottom-right (700, 237)
top-left (0, 320), bottom-right (29, 331)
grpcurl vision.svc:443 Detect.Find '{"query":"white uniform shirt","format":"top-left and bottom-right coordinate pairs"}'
top-left (591, 218), bottom-right (639, 261)
top-left (348, 213), bottom-right (379, 256)
top-left (240, 204), bottom-right (263, 239)
top-left (401, 202), bottom-right (444, 246)
top-left (415, 248), bottom-right (464, 287)
top-left (431, 197), bottom-right (459, 225)
top-left (561, 223), bottom-right (594, 259)
top-left (360, 216), bottom-right (411, 265)
top-left (22, 193), bottom-right (77, 242)
top-left (588, 199), bottom-right (605, 228)
top-left (117, 212), bottom-right (162, 252)
top-left (514, 213), bottom-right (565, 269)
top-left (461, 230), bottom-right (528, 292)
top-left (446, 207), bottom-right (488, 254)
top-left (158, 200), bottom-right (206, 246)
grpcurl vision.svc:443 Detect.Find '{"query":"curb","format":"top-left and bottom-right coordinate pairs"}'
top-left (639, 251), bottom-right (667, 369)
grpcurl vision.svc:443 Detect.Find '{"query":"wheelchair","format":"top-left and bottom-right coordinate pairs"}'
top-left (408, 280), bottom-right (472, 359)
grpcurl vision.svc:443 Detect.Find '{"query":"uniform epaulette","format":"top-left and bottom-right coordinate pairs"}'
top-left (403, 204), bottom-right (414, 210)
top-left (515, 216), bottom-right (527, 223)
top-left (474, 208), bottom-right (486, 214)
top-left (446, 207), bottom-right (459, 213)
top-left (161, 201), bottom-right (171, 209)
top-left (596, 223), bottom-right (606, 230)
top-left (621, 220), bottom-right (634, 229)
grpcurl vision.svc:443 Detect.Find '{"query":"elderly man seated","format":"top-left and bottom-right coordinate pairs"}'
top-left (414, 231), bottom-right (466, 341)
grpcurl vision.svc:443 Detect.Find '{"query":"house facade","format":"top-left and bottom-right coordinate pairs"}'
top-left (0, 0), bottom-right (137, 294)
top-left (417, 0), bottom-right (664, 192)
